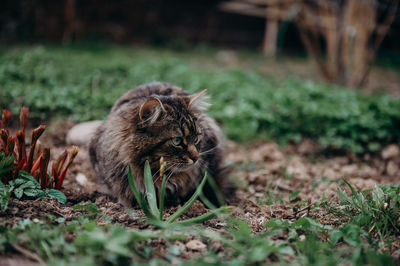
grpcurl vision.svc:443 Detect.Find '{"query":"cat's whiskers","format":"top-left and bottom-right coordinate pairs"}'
top-left (153, 162), bottom-right (178, 184)
top-left (199, 143), bottom-right (221, 156)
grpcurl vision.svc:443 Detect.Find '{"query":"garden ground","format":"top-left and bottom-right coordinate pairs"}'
top-left (1, 45), bottom-right (400, 265)
top-left (1, 121), bottom-right (400, 265)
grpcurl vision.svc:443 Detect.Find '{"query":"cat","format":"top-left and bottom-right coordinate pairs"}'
top-left (89, 82), bottom-right (234, 207)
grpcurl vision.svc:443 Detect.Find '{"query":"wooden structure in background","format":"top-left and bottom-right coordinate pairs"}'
top-left (220, 0), bottom-right (399, 87)
top-left (220, 0), bottom-right (300, 56)
top-left (296, 0), bottom-right (399, 87)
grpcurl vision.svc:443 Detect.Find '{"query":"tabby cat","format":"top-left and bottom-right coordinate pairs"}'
top-left (89, 82), bottom-right (233, 206)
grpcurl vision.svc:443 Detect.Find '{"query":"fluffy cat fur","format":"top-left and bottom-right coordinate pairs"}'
top-left (89, 82), bottom-right (233, 206)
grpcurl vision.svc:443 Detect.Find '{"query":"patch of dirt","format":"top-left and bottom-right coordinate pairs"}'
top-left (2, 123), bottom-right (400, 261)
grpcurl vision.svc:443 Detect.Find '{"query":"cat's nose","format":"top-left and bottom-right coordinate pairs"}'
top-left (191, 154), bottom-right (199, 162)
top-left (187, 145), bottom-right (199, 162)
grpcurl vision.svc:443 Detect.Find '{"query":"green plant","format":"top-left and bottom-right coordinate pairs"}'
top-left (1, 46), bottom-right (400, 153)
top-left (0, 169), bottom-right (66, 210)
top-left (0, 107), bottom-right (78, 189)
top-left (335, 180), bottom-right (400, 242)
top-left (127, 159), bottom-right (229, 228)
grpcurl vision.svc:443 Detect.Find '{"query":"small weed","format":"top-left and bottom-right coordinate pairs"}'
top-left (127, 159), bottom-right (230, 228)
top-left (0, 107), bottom-right (78, 210)
top-left (334, 180), bottom-right (400, 243)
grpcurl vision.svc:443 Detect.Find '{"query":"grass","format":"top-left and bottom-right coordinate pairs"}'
top-left (1, 45), bottom-right (400, 153)
top-left (126, 160), bottom-right (229, 228)
top-left (1, 182), bottom-right (398, 265)
top-left (0, 44), bottom-right (399, 264)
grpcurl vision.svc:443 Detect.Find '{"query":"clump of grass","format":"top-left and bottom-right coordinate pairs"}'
top-left (334, 180), bottom-right (400, 243)
top-left (1, 46), bottom-right (400, 153)
top-left (127, 158), bottom-right (230, 228)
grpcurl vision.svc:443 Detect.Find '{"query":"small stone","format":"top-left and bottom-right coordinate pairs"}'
top-left (186, 240), bottom-right (207, 251)
top-left (341, 164), bottom-right (358, 177)
top-left (66, 120), bottom-right (103, 146)
top-left (322, 168), bottom-right (338, 180)
top-left (298, 139), bottom-right (318, 154)
top-left (287, 156), bottom-right (309, 180)
top-left (76, 173), bottom-right (89, 186)
top-left (392, 249), bottom-right (400, 264)
top-left (381, 144), bottom-right (400, 160)
top-left (386, 160), bottom-right (398, 176)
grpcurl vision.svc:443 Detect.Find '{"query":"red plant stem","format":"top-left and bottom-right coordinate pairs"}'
top-left (31, 153), bottom-right (43, 176)
top-left (1, 110), bottom-right (12, 131)
top-left (19, 107), bottom-right (29, 134)
top-left (26, 125), bottom-right (45, 172)
top-left (17, 158), bottom-right (26, 172)
top-left (52, 150), bottom-right (68, 189)
top-left (6, 137), bottom-right (15, 157)
top-left (0, 129), bottom-right (8, 151)
top-left (16, 130), bottom-right (27, 164)
top-left (35, 156), bottom-right (43, 187)
top-left (39, 148), bottom-right (50, 189)
top-left (56, 147), bottom-right (79, 190)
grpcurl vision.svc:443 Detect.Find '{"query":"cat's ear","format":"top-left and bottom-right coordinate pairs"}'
top-left (185, 89), bottom-right (210, 111)
top-left (139, 97), bottom-right (165, 123)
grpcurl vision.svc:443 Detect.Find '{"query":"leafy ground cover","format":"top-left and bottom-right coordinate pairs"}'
top-left (1, 45), bottom-right (400, 153)
top-left (1, 124), bottom-right (399, 265)
top-left (1, 45), bottom-right (400, 265)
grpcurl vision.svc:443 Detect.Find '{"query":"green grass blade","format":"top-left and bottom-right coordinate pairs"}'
top-left (159, 173), bottom-right (167, 220)
top-left (206, 173), bottom-right (226, 206)
top-left (172, 206), bottom-right (230, 227)
top-left (127, 165), bottom-right (156, 220)
top-left (199, 193), bottom-right (217, 210)
top-left (143, 161), bottom-right (159, 218)
top-left (127, 165), bottom-right (143, 208)
top-left (166, 172), bottom-right (209, 224)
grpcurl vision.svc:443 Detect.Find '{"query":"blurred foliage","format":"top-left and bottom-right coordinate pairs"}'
top-left (1, 45), bottom-right (400, 153)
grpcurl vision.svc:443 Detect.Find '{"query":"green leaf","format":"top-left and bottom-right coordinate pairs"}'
top-left (23, 188), bottom-right (39, 197)
top-left (289, 190), bottom-right (300, 201)
top-left (338, 187), bottom-right (350, 204)
top-left (172, 206), bottom-right (230, 227)
top-left (166, 172), bottom-right (209, 224)
top-left (18, 171), bottom-right (41, 189)
top-left (46, 189), bottom-right (67, 204)
top-left (143, 160), bottom-right (159, 218)
top-left (205, 173), bottom-right (226, 206)
top-left (159, 172), bottom-right (167, 220)
top-left (13, 187), bottom-right (23, 199)
top-left (330, 230), bottom-right (343, 245)
top-left (0, 152), bottom-right (15, 176)
top-left (372, 185), bottom-right (385, 207)
top-left (0, 190), bottom-right (11, 210)
top-left (127, 165), bottom-right (143, 208)
top-left (127, 165), bottom-right (156, 220)
top-left (265, 219), bottom-right (290, 229)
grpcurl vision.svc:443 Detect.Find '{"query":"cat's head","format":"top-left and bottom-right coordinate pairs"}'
top-left (135, 90), bottom-right (208, 173)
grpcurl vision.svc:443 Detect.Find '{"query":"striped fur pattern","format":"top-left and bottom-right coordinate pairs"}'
top-left (89, 82), bottom-right (234, 206)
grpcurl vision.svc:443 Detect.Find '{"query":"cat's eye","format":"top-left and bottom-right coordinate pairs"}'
top-left (194, 136), bottom-right (200, 144)
top-left (172, 137), bottom-right (182, 146)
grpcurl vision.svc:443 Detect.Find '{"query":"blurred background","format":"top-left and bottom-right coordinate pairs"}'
top-left (1, 0), bottom-right (400, 154)
top-left (1, 0), bottom-right (399, 88)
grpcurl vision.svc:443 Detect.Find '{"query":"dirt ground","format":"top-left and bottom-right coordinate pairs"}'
top-left (1, 122), bottom-right (400, 262)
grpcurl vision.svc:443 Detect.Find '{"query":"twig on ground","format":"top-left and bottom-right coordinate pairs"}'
top-left (11, 243), bottom-right (45, 264)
